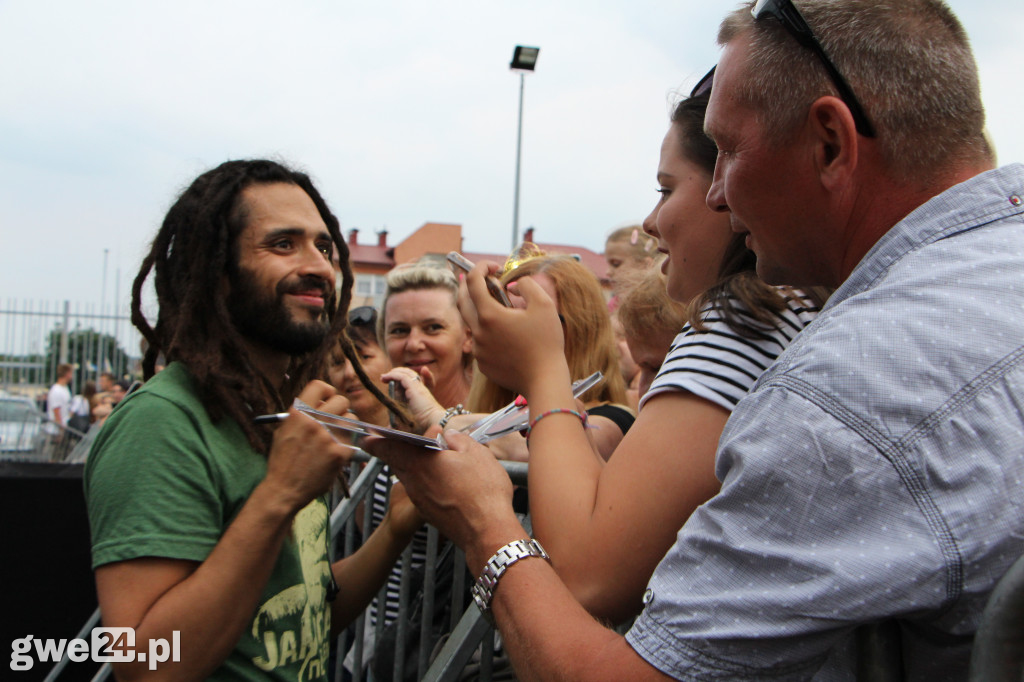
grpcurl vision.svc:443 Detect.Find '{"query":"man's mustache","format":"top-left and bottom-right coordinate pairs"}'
top-left (278, 275), bottom-right (332, 299)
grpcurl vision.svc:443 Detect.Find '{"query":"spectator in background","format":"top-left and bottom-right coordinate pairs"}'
top-left (97, 372), bottom-right (115, 394)
top-left (377, 262), bottom-right (474, 412)
top-left (328, 306), bottom-right (393, 428)
top-left (472, 253), bottom-right (634, 461)
top-left (109, 379), bottom-right (129, 406)
top-left (65, 381), bottom-right (101, 463)
top-left (386, 253), bottom-right (635, 463)
top-left (615, 269), bottom-right (689, 400)
top-left (353, 263), bottom-right (473, 633)
top-left (68, 380), bottom-right (96, 433)
top-left (603, 224), bottom-right (658, 311)
top-left (91, 393), bottom-right (115, 427)
top-left (44, 363), bottom-right (73, 458)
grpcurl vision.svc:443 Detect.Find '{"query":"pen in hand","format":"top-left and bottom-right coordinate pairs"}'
top-left (253, 412), bottom-right (290, 424)
top-left (252, 412), bottom-right (351, 498)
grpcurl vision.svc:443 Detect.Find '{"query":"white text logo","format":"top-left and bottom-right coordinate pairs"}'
top-left (10, 628), bottom-right (180, 671)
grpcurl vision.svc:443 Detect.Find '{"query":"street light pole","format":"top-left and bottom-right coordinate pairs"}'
top-left (512, 71), bottom-right (526, 251)
top-left (510, 45), bottom-right (539, 252)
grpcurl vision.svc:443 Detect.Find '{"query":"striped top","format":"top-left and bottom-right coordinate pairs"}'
top-left (640, 289), bottom-right (820, 412)
top-left (367, 468), bottom-right (428, 627)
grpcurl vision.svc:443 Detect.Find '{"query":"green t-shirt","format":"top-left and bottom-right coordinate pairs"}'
top-left (85, 362), bottom-right (332, 681)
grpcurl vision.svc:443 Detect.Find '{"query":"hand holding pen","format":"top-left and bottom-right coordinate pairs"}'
top-left (257, 381), bottom-right (356, 504)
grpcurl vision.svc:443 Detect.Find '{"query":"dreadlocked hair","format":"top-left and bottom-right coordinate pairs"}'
top-left (131, 159), bottom-right (407, 453)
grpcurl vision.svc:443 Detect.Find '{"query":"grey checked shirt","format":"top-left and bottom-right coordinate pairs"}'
top-left (627, 164), bottom-right (1024, 681)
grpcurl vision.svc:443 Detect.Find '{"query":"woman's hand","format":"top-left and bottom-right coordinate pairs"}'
top-left (457, 263), bottom-right (569, 396)
top-left (484, 432), bottom-right (530, 463)
top-left (380, 367), bottom-right (445, 433)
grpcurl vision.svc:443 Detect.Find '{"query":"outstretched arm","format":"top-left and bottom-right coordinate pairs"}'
top-left (364, 430), bottom-right (673, 682)
top-left (459, 265), bottom-right (725, 622)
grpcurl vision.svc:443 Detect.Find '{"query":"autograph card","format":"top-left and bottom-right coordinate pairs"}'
top-left (255, 371), bottom-right (604, 451)
top-left (292, 399), bottom-right (447, 450)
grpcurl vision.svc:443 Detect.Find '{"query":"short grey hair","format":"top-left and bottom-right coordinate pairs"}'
top-left (718, 0), bottom-right (992, 181)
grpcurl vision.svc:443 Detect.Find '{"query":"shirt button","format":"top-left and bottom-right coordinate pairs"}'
top-left (1011, 195), bottom-right (1022, 207)
top-left (642, 588), bottom-right (654, 605)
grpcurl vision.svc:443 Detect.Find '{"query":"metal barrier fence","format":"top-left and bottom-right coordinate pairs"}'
top-left (43, 447), bottom-right (527, 681)
top-left (0, 298), bottom-right (141, 396)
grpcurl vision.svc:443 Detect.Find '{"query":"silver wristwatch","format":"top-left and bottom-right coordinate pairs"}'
top-left (471, 538), bottom-right (550, 622)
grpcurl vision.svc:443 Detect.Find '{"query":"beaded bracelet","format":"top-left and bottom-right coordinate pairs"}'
top-left (526, 408), bottom-right (587, 442)
top-left (438, 404), bottom-right (470, 429)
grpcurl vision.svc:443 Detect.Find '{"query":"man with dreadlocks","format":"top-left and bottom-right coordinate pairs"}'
top-left (84, 159), bottom-right (419, 681)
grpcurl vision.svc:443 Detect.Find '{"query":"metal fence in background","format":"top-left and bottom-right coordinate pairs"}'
top-left (0, 298), bottom-right (142, 396)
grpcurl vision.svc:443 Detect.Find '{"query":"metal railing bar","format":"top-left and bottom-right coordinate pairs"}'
top-left (42, 607), bottom-right (102, 682)
top-left (328, 454), bottom-right (385, 536)
top-left (421, 604), bottom-right (492, 682)
top-left (418, 525), bottom-right (441, 679)
top-left (393, 541), bottom-right (414, 681)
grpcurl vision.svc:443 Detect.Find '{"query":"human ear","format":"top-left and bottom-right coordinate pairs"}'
top-left (808, 95), bottom-right (859, 190)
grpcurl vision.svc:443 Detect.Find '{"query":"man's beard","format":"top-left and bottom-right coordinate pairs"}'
top-left (227, 268), bottom-right (331, 357)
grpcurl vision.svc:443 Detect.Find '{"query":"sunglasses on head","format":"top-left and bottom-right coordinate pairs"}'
top-left (689, 0), bottom-right (876, 138)
top-left (751, 0), bottom-right (875, 137)
top-left (349, 305), bottom-right (377, 327)
top-left (691, 66), bottom-right (716, 98)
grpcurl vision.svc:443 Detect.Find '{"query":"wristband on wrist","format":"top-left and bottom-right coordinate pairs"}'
top-left (471, 538), bottom-right (550, 624)
top-left (525, 408), bottom-right (588, 442)
top-left (438, 404), bottom-right (470, 429)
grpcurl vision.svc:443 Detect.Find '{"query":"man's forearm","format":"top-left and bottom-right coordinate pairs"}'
top-left (465, 519), bottom-right (670, 682)
top-left (99, 482), bottom-right (300, 681)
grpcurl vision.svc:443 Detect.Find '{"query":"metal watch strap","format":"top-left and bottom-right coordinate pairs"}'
top-left (471, 538), bottom-right (550, 622)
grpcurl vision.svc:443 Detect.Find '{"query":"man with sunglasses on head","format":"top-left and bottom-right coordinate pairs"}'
top-left (365, 0), bottom-right (1024, 680)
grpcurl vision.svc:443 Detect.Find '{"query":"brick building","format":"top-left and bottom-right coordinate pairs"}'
top-left (343, 222), bottom-right (608, 309)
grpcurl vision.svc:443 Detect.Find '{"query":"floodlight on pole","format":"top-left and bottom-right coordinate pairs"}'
top-left (510, 45), bottom-right (539, 251)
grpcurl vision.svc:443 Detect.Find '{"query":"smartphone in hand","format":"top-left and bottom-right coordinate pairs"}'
top-left (446, 251), bottom-right (512, 307)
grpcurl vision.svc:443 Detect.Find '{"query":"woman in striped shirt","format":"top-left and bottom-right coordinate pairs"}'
top-left (462, 87), bottom-right (828, 624)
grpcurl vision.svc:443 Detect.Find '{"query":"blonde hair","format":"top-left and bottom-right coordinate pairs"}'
top-left (467, 255), bottom-right (628, 411)
top-left (616, 269), bottom-right (689, 344)
top-left (377, 262), bottom-right (461, 347)
top-left (605, 225), bottom-right (658, 263)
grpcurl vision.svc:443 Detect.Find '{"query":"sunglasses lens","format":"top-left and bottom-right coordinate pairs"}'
top-left (691, 66), bottom-right (715, 97)
top-left (349, 306), bottom-right (376, 326)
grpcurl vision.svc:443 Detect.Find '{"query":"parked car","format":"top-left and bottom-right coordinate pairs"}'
top-left (0, 394), bottom-right (44, 458)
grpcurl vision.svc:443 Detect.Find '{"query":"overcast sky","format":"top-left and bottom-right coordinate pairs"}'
top-left (1, 0), bottom-right (1020, 312)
